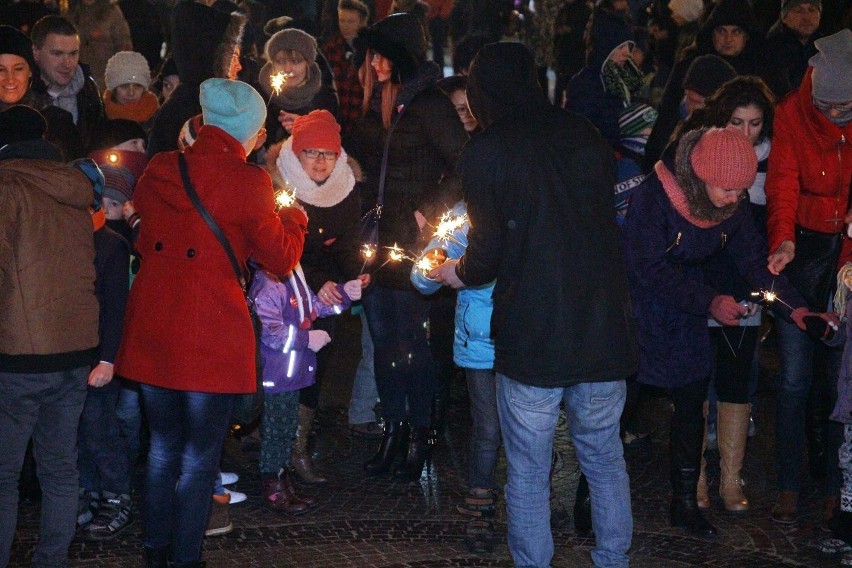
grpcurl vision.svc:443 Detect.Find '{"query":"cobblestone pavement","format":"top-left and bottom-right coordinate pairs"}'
top-left (8, 314), bottom-right (843, 567)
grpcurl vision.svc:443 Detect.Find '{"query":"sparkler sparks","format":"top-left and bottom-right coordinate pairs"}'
top-left (432, 211), bottom-right (468, 246)
top-left (750, 288), bottom-right (794, 312)
top-left (269, 71), bottom-right (293, 97)
top-left (274, 187), bottom-right (296, 210)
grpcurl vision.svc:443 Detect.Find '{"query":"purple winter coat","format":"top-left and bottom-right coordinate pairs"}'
top-left (622, 165), bottom-right (805, 388)
top-left (250, 266), bottom-right (351, 393)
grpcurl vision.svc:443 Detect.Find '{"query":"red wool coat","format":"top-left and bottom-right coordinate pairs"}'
top-left (766, 68), bottom-right (852, 255)
top-left (116, 125), bottom-right (307, 394)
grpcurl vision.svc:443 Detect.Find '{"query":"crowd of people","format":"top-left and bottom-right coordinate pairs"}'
top-left (0, 0), bottom-right (851, 567)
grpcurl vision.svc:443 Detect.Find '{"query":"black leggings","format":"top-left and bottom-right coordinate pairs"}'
top-left (709, 326), bottom-right (758, 404)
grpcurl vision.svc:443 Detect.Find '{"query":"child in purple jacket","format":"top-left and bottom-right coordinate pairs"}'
top-left (251, 263), bottom-right (361, 513)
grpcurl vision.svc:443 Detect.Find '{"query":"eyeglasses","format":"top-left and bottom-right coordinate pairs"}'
top-left (813, 98), bottom-right (852, 113)
top-left (301, 149), bottom-right (338, 160)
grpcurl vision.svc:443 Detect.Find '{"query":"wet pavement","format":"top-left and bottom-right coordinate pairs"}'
top-left (8, 313), bottom-right (843, 567)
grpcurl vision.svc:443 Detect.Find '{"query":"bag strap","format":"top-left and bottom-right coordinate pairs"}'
top-left (178, 152), bottom-right (246, 288)
top-left (374, 108), bottom-right (406, 211)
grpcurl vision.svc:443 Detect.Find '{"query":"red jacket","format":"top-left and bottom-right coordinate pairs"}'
top-left (116, 126), bottom-right (307, 394)
top-left (766, 68), bottom-right (852, 254)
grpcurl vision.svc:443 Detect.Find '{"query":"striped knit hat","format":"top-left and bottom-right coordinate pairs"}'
top-left (619, 103), bottom-right (658, 136)
top-left (178, 114), bottom-right (205, 150)
top-left (100, 164), bottom-right (137, 204)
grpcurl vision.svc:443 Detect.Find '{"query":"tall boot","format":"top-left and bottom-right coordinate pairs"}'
top-left (670, 395), bottom-right (717, 537)
top-left (697, 401), bottom-right (710, 509)
top-left (364, 421), bottom-right (409, 476)
top-left (394, 426), bottom-right (433, 481)
top-left (717, 402), bottom-right (750, 513)
top-left (291, 405), bottom-right (327, 484)
top-left (144, 546), bottom-right (169, 568)
top-left (573, 472), bottom-right (593, 536)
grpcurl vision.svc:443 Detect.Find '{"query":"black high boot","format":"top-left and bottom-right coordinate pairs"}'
top-left (670, 468), bottom-right (717, 537)
top-left (144, 546), bottom-right (169, 568)
top-left (364, 421), bottom-right (409, 476)
top-left (394, 426), bottom-right (433, 481)
top-left (574, 472), bottom-right (593, 536)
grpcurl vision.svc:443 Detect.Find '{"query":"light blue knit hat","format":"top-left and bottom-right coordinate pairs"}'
top-left (199, 78), bottom-right (267, 144)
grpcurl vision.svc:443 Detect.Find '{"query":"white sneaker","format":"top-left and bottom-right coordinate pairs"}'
top-left (224, 488), bottom-right (246, 504)
top-left (220, 472), bottom-right (239, 486)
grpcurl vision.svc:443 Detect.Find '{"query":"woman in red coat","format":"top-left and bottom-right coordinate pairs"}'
top-left (116, 78), bottom-right (306, 568)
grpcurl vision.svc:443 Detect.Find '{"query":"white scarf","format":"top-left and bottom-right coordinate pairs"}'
top-left (275, 137), bottom-right (356, 208)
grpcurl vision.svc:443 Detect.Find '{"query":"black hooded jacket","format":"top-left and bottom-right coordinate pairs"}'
top-left (457, 42), bottom-right (637, 387)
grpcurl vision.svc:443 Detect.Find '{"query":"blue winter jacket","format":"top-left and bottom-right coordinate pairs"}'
top-left (410, 201), bottom-right (495, 370)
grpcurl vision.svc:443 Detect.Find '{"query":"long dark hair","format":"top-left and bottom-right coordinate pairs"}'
top-left (673, 76), bottom-right (776, 144)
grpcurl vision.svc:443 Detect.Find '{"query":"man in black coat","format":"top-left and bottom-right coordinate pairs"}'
top-left (430, 42), bottom-right (637, 568)
top-left (764, 0), bottom-right (823, 97)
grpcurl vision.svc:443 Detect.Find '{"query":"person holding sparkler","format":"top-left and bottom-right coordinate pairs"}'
top-left (352, 12), bottom-right (468, 482)
top-left (622, 126), bottom-right (835, 539)
top-left (264, 109), bottom-right (370, 484)
top-left (259, 28), bottom-right (340, 147)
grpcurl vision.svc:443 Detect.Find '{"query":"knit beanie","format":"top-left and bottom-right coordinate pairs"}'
top-left (105, 51), bottom-right (151, 90)
top-left (199, 78), bottom-right (266, 144)
top-left (809, 29), bottom-right (852, 103)
top-left (690, 127), bottom-right (757, 189)
top-left (781, 0), bottom-right (821, 17)
top-left (100, 163), bottom-right (136, 205)
top-left (178, 114), bottom-right (205, 150)
top-left (619, 102), bottom-right (658, 136)
top-left (668, 0), bottom-right (704, 23)
top-left (0, 105), bottom-right (46, 146)
top-left (291, 110), bottom-right (342, 156)
top-left (0, 25), bottom-right (35, 71)
top-left (264, 28), bottom-right (318, 65)
top-left (90, 119), bottom-right (147, 151)
top-left (682, 54), bottom-right (737, 97)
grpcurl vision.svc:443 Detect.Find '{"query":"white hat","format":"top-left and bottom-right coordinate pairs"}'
top-left (669, 0), bottom-right (704, 23)
top-left (104, 51), bottom-right (151, 91)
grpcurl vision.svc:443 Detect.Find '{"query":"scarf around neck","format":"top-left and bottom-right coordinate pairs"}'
top-left (259, 61), bottom-right (323, 110)
top-left (48, 65), bottom-right (85, 124)
top-left (275, 137), bottom-right (356, 208)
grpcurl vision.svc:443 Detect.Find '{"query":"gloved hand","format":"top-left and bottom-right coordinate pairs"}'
top-left (343, 279), bottom-right (362, 301)
top-left (307, 330), bottom-right (331, 352)
top-left (70, 158), bottom-right (105, 210)
top-left (709, 295), bottom-right (746, 326)
top-left (791, 307), bottom-right (840, 339)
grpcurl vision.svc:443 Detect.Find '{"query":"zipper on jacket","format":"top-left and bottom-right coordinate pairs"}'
top-left (837, 134), bottom-right (846, 233)
top-left (720, 232), bottom-right (727, 250)
top-left (665, 231), bottom-right (682, 253)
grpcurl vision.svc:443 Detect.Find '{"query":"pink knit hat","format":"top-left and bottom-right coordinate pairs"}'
top-left (690, 127), bottom-right (757, 190)
top-left (291, 110), bottom-right (341, 156)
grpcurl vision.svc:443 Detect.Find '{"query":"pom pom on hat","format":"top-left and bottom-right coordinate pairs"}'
top-left (0, 25), bottom-right (35, 71)
top-left (668, 0), bottom-right (704, 22)
top-left (619, 102), bottom-right (658, 136)
top-left (264, 28), bottom-right (318, 65)
top-left (105, 51), bottom-right (152, 91)
top-left (200, 78), bottom-right (266, 144)
top-left (100, 163), bottom-right (136, 205)
top-left (809, 29), bottom-right (852, 103)
top-left (0, 105), bottom-right (47, 147)
top-left (690, 127), bottom-right (757, 190)
top-left (291, 109), bottom-right (341, 156)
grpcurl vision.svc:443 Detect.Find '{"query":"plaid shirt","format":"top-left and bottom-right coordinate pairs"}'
top-left (321, 33), bottom-right (364, 136)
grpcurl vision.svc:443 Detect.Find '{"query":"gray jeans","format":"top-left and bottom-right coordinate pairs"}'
top-left (0, 367), bottom-right (88, 568)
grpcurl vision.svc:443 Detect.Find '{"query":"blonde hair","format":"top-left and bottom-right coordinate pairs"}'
top-left (833, 262), bottom-right (852, 317)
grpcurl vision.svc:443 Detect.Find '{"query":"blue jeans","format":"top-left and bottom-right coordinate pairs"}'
top-left (140, 385), bottom-right (234, 563)
top-left (349, 309), bottom-right (379, 425)
top-left (78, 380), bottom-right (131, 494)
top-left (362, 286), bottom-right (437, 428)
top-left (497, 374), bottom-right (631, 568)
top-left (466, 368), bottom-right (501, 490)
top-left (0, 367), bottom-right (88, 568)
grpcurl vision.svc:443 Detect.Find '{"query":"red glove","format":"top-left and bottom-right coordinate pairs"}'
top-left (709, 295), bottom-right (746, 326)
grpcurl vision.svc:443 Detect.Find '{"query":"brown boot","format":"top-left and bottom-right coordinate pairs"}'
top-left (291, 405), bottom-right (327, 484)
top-left (697, 402), bottom-right (710, 510)
top-left (718, 402), bottom-right (750, 513)
top-left (279, 467), bottom-right (317, 508)
top-left (261, 475), bottom-right (309, 515)
top-left (771, 491), bottom-right (798, 524)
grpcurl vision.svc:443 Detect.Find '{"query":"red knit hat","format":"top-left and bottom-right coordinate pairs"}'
top-left (690, 127), bottom-right (757, 190)
top-left (291, 110), bottom-right (341, 156)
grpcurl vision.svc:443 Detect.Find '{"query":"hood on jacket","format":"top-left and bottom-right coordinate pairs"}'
top-left (792, 67), bottom-right (852, 149)
top-left (171, 0), bottom-right (246, 85)
top-left (358, 13), bottom-right (427, 84)
top-left (585, 9), bottom-right (634, 71)
top-left (0, 153), bottom-right (93, 210)
top-left (695, 0), bottom-right (761, 55)
top-left (466, 42), bottom-right (545, 130)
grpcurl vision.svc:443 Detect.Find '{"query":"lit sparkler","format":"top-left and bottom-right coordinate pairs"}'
top-left (274, 187), bottom-right (296, 210)
top-left (432, 211), bottom-right (468, 246)
top-left (750, 288), bottom-right (794, 312)
top-left (269, 71), bottom-right (293, 97)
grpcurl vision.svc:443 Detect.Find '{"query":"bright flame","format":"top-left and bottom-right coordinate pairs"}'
top-left (275, 188), bottom-right (296, 210)
top-left (107, 152), bottom-right (119, 164)
top-left (415, 256), bottom-right (435, 275)
top-left (270, 72), bottom-right (293, 96)
top-left (433, 211), bottom-right (468, 245)
top-left (387, 243), bottom-right (406, 262)
top-left (361, 243), bottom-right (376, 260)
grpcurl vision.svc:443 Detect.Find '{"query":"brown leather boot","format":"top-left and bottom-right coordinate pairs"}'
top-left (279, 467), bottom-right (317, 508)
top-left (261, 476), bottom-right (309, 515)
top-left (771, 491), bottom-right (799, 524)
top-left (718, 402), bottom-right (750, 513)
top-left (291, 405), bottom-right (327, 484)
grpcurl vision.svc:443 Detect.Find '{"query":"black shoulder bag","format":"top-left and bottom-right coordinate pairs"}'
top-left (178, 152), bottom-right (264, 426)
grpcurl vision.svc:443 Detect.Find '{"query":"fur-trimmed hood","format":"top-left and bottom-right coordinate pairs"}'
top-left (171, 0), bottom-right (246, 85)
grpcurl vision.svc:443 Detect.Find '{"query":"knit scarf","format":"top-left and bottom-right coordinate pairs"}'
top-left (259, 61), bottom-right (322, 110)
top-left (275, 137), bottom-right (356, 208)
top-left (601, 59), bottom-right (644, 104)
top-left (47, 65), bottom-right (85, 124)
top-left (103, 90), bottom-right (160, 123)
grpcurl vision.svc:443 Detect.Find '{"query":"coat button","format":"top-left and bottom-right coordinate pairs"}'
top-left (507, 220), bottom-right (516, 229)
top-left (154, 242), bottom-right (163, 251)
top-left (187, 248), bottom-right (196, 258)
